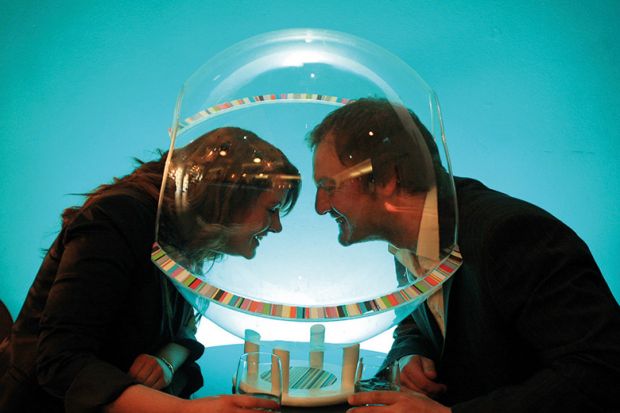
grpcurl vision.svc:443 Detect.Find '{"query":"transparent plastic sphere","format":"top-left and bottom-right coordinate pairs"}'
top-left (152, 28), bottom-right (459, 346)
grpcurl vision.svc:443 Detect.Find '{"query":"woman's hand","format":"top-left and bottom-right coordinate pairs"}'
top-left (398, 355), bottom-right (447, 398)
top-left (128, 354), bottom-right (173, 390)
top-left (105, 385), bottom-right (279, 413)
top-left (348, 390), bottom-right (451, 413)
top-left (184, 395), bottom-right (280, 413)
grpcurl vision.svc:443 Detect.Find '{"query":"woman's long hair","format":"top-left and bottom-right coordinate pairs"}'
top-left (157, 127), bottom-right (301, 270)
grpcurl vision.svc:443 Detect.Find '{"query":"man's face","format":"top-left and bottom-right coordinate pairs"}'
top-left (313, 134), bottom-right (378, 246)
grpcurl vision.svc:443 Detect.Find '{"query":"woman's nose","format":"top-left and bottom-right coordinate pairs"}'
top-left (315, 188), bottom-right (330, 215)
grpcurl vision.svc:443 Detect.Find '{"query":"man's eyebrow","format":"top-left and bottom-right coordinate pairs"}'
top-left (331, 159), bottom-right (372, 185)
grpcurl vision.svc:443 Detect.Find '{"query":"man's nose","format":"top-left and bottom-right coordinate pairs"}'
top-left (269, 212), bottom-right (282, 233)
top-left (315, 189), bottom-right (330, 215)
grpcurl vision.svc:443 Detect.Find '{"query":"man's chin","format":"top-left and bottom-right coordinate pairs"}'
top-left (338, 231), bottom-right (353, 246)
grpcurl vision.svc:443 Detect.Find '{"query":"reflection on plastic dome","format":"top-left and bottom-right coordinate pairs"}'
top-left (152, 29), bottom-right (460, 348)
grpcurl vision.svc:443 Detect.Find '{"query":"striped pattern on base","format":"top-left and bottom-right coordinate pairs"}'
top-left (260, 366), bottom-right (337, 390)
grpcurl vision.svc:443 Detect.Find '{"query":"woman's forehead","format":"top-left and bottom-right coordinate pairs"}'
top-left (258, 187), bottom-right (288, 204)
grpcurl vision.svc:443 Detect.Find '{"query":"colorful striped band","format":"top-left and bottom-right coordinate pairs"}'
top-left (177, 93), bottom-right (352, 131)
top-left (151, 242), bottom-right (462, 321)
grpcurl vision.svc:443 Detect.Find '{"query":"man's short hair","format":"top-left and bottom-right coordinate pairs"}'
top-left (308, 98), bottom-right (444, 195)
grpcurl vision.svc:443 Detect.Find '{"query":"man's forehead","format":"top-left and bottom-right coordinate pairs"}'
top-left (312, 134), bottom-right (343, 179)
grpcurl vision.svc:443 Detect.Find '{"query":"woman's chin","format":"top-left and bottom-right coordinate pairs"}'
top-left (242, 240), bottom-right (259, 259)
top-left (242, 250), bottom-right (257, 260)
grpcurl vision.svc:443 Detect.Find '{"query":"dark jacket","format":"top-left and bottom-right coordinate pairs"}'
top-left (0, 189), bottom-right (204, 413)
top-left (388, 177), bottom-right (620, 412)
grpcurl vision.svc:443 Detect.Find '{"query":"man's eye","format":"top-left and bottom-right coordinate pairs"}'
top-left (318, 179), bottom-right (336, 192)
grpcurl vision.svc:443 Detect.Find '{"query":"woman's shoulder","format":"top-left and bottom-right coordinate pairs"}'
top-left (79, 187), bottom-right (154, 219)
top-left (64, 187), bottom-right (158, 249)
top-left (90, 187), bottom-right (156, 214)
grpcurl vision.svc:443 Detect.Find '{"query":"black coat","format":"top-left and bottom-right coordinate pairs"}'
top-left (0, 189), bottom-right (204, 413)
top-left (388, 177), bottom-right (620, 412)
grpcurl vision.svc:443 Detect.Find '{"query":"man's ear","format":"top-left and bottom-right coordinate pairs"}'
top-left (375, 174), bottom-right (398, 197)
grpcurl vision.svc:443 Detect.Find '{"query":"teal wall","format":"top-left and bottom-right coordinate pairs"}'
top-left (1, 1), bottom-right (618, 317)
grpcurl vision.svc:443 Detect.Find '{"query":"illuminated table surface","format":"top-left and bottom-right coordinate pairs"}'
top-left (194, 343), bottom-right (385, 413)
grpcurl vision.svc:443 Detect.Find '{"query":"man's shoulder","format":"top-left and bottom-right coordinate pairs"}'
top-left (454, 176), bottom-right (553, 219)
top-left (452, 176), bottom-right (569, 245)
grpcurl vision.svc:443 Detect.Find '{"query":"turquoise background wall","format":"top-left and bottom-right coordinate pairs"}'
top-left (1, 1), bottom-right (618, 320)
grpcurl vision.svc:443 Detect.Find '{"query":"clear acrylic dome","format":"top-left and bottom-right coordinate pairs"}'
top-left (152, 28), bottom-right (460, 346)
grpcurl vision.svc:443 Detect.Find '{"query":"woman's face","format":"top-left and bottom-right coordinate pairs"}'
top-left (223, 188), bottom-right (288, 259)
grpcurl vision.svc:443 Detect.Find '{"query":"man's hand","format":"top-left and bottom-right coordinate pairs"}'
top-left (398, 355), bottom-right (447, 398)
top-left (348, 390), bottom-right (451, 413)
top-left (128, 354), bottom-right (173, 390)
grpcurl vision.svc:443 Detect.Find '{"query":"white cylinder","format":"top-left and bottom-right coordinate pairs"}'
top-left (341, 343), bottom-right (360, 392)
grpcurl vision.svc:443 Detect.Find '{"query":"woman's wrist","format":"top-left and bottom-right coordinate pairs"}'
top-left (156, 342), bottom-right (190, 376)
top-left (157, 355), bottom-right (175, 375)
